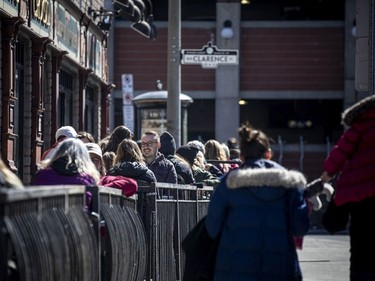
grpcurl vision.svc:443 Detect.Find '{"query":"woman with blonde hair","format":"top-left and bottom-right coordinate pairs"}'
top-left (32, 138), bottom-right (100, 186)
top-left (204, 139), bottom-right (231, 175)
top-left (0, 159), bottom-right (24, 189)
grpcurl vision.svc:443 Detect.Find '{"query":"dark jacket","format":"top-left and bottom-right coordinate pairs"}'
top-left (192, 166), bottom-right (220, 187)
top-left (147, 152), bottom-right (177, 184)
top-left (182, 217), bottom-right (219, 281)
top-left (205, 159), bottom-right (309, 281)
top-left (107, 161), bottom-right (156, 183)
top-left (166, 156), bottom-right (195, 184)
top-left (160, 131), bottom-right (195, 184)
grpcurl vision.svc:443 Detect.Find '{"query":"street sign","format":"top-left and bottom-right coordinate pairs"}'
top-left (122, 74), bottom-right (134, 132)
top-left (181, 41), bottom-right (238, 69)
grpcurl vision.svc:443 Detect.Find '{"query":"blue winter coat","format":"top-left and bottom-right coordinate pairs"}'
top-left (205, 159), bottom-right (309, 281)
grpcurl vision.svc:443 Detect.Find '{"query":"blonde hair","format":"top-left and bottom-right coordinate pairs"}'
top-left (194, 151), bottom-right (206, 169)
top-left (0, 159), bottom-right (24, 189)
top-left (40, 138), bottom-right (101, 183)
top-left (114, 139), bottom-right (145, 165)
top-left (204, 139), bottom-right (227, 161)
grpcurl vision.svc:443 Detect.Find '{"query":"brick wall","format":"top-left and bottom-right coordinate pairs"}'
top-left (114, 25), bottom-right (344, 92)
top-left (240, 27), bottom-right (344, 91)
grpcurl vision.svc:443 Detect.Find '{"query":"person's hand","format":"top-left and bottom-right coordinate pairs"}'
top-left (204, 163), bottom-right (213, 171)
top-left (320, 171), bottom-right (332, 183)
top-left (305, 179), bottom-right (334, 211)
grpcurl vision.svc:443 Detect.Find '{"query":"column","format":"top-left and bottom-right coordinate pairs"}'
top-left (215, 0), bottom-right (241, 142)
top-left (1, 18), bottom-right (25, 171)
top-left (31, 37), bottom-right (51, 174)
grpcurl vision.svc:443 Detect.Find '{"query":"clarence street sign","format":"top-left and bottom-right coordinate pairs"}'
top-left (181, 42), bottom-right (238, 69)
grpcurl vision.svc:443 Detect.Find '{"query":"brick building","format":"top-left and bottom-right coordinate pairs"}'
top-left (108, 0), bottom-right (365, 180)
top-left (0, 0), bottom-right (111, 184)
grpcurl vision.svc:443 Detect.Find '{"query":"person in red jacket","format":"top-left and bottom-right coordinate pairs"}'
top-left (320, 95), bottom-right (375, 281)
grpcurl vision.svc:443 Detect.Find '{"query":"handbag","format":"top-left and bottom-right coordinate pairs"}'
top-left (322, 197), bottom-right (350, 234)
top-left (181, 216), bottom-right (220, 281)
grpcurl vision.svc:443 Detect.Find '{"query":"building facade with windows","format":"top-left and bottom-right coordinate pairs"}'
top-left (109, 0), bottom-right (365, 180)
top-left (0, 0), bottom-right (111, 184)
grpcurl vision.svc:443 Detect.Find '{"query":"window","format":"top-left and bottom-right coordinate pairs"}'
top-left (240, 99), bottom-right (343, 144)
top-left (59, 69), bottom-right (73, 125)
top-left (150, 0), bottom-right (344, 21)
top-left (85, 86), bottom-right (95, 134)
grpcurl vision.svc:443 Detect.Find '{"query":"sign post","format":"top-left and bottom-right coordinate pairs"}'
top-left (122, 74), bottom-right (134, 133)
top-left (181, 42), bottom-right (238, 69)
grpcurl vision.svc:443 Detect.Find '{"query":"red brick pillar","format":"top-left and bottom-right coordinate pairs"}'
top-left (30, 37), bottom-right (52, 175)
top-left (1, 18), bottom-right (25, 172)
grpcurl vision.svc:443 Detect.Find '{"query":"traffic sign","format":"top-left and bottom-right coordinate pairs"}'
top-left (181, 42), bottom-right (238, 69)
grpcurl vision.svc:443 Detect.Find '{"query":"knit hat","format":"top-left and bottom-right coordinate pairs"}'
top-left (85, 143), bottom-right (103, 158)
top-left (55, 126), bottom-right (78, 140)
top-left (176, 145), bottom-right (199, 166)
top-left (159, 131), bottom-right (176, 157)
top-left (187, 140), bottom-right (205, 154)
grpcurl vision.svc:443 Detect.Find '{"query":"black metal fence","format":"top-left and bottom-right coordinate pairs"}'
top-left (0, 183), bottom-right (214, 281)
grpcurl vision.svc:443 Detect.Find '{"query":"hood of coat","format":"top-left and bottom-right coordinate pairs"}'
top-left (159, 131), bottom-right (176, 157)
top-left (226, 168), bottom-right (306, 190)
top-left (342, 95), bottom-right (375, 126)
top-left (50, 157), bottom-right (79, 176)
top-left (109, 161), bottom-right (149, 177)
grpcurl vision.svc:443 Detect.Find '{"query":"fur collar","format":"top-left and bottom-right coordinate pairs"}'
top-left (226, 168), bottom-right (306, 189)
top-left (342, 95), bottom-right (375, 126)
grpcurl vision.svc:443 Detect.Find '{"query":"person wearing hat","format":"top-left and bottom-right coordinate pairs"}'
top-left (41, 126), bottom-right (79, 160)
top-left (159, 131), bottom-right (195, 185)
top-left (176, 145), bottom-right (220, 187)
top-left (85, 143), bottom-right (106, 176)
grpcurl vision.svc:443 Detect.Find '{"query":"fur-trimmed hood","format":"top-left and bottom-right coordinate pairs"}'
top-left (342, 95), bottom-right (375, 126)
top-left (226, 168), bottom-right (306, 190)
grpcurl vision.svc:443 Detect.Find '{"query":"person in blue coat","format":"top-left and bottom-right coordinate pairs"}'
top-left (205, 124), bottom-right (310, 281)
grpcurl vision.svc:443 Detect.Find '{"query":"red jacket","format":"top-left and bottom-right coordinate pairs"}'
top-left (323, 96), bottom-right (375, 206)
top-left (99, 175), bottom-right (138, 197)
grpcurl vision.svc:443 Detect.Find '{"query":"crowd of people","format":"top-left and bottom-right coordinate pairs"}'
top-left (1, 94), bottom-right (374, 281)
top-left (31, 125), bottom-right (241, 196)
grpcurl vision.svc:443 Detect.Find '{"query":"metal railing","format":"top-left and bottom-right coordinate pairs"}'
top-left (0, 183), bottom-right (214, 281)
top-left (136, 182), bottom-right (214, 281)
top-left (275, 135), bottom-right (333, 173)
top-left (0, 185), bottom-right (98, 281)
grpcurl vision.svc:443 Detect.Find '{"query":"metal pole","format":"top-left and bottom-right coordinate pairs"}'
top-left (167, 0), bottom-right (181, 147)
top-left (105, 0), bottom-right (115, 132)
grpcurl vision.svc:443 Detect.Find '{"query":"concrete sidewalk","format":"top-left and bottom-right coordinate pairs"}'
top-left (298, 234), bottom-right (350, 281)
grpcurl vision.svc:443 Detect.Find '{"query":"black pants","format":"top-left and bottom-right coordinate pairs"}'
top-left (351, 271), bottom-right (375, 281)
top-left (348, 196), bottom-right (375, 281)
